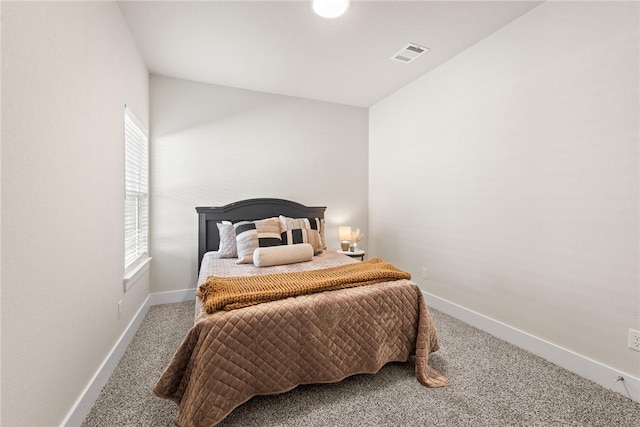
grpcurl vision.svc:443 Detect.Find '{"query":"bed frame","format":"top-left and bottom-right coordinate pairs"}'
top-left (195, 198), bottom-right (326, 270)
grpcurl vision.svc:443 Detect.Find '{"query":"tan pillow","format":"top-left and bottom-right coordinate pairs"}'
top-left (319, 218), bottom-right (326, 249)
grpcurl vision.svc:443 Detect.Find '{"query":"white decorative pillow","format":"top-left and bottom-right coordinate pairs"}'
top-left (234, 217), bottom-right (282, 264)
top-left (216, 221), bottom-right (237, 258)
top-left (253, 243), bottom-right (314, 267)
top-left (279, 215), bottom-right (324, 254)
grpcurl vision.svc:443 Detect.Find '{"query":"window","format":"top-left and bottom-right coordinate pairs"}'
top-left (124, 106), bottom-right (149, 290)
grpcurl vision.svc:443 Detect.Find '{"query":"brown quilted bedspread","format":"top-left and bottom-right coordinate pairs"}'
top-left (196, 257), bottom-right (411, 312)
top-left (154, 280), bottom-right (449, 426)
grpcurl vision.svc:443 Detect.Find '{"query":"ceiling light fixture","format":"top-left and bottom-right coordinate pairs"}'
top-left (312, 0), bottom-right (350, 19)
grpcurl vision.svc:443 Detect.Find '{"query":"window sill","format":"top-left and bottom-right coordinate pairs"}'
top-left (123, 257), bottom-right (152, 292)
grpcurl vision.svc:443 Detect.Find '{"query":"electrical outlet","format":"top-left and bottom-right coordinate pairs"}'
top-left (118, 300), bottom-right (122, 320)
top-left (628, 329), bottom-right (640, 352)
top-left (421, 267), bottom-right (428, 280)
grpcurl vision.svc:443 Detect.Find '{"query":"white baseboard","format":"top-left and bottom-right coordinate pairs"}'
top-left (148, 287), bottom-right (197, 306)
top-left (423, 291), bottom-right (640, 403)
top-left (61, 288), bottom-right (197, 427)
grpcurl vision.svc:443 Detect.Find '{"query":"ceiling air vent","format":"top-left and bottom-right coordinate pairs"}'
top-left (391, 43), bottom-right (429, 64)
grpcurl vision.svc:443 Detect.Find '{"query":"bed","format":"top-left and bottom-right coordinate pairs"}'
top-left (154, 198), bottom-right (448, 426)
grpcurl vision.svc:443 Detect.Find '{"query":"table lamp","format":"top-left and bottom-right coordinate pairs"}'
top-left (338, 226), bottom-right (352, 251)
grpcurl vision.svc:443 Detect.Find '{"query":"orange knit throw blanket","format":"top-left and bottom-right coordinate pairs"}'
top-left (196, 257), bottom-right (411, 313)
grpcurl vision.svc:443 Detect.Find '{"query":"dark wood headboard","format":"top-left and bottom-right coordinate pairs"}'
top-left (195, 198), bottom-right (326, 270)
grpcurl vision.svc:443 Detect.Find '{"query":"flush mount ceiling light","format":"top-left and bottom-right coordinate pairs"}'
top-left (312, 0), bottom-right (350, 19)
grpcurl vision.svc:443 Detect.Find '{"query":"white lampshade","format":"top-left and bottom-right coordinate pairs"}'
top-left (338, 226), bottom-right (352, 241)
top-left (312, 0), bottom-right (350, 19)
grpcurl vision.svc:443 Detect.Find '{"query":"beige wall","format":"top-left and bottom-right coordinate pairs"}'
top-left (369, 1), bottom-right (639, 377)
top-left (1, 2), bottom-right (149, 425)
top-left (150, 75), bottom-right (369, 292)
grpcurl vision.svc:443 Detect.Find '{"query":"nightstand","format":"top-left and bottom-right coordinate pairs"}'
top-left (337, 249), bottom-right (365, 261)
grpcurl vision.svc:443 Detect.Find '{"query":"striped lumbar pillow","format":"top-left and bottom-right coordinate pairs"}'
top-left (234, 217), bottom-right (282, 264)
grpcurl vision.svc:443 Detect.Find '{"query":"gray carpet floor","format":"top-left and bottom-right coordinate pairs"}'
top-left (81, 301), bottom-right (640, 426)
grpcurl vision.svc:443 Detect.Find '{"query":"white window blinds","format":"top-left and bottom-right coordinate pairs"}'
top-left (124, 106), bottom-right (149, 273)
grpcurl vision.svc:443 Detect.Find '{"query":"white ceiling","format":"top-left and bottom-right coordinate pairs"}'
top-left (119, 0), bottom-right (542, 108)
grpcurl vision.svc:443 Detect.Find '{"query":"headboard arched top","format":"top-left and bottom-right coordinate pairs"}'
top-left (196, 198), bottom-right (326, 270)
